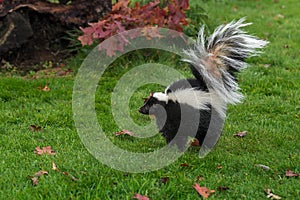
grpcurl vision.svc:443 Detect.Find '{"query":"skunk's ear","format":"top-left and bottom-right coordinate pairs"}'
top-left (142, 92), bottom-right (154, 103)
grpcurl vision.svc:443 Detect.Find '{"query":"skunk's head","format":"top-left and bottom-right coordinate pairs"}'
top-left (139, 92), bottom-right (168, 115)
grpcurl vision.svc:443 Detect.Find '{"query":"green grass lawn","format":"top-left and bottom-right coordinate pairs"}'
top-left (1, 0), bottom-right (299, 199)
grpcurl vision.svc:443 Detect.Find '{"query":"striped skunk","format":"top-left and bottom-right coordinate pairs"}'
top-left (139, 18), bottom-right (268, 150)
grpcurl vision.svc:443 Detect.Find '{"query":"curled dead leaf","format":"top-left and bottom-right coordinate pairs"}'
top-left (52, 162), bottom-right (59, 171)
top-left (216, 165), bottom-right (222, 169)
top-left (180, 163), bottom-right (189, 167)
top-left (114, 129), bottom-right (134, 136)
top-left (132, 193), bottom-right (150, 200)
top-left (38, 83), bottom-right (50, 92)
top-left (34, 170), bottom-right (48, 177)
top-left (265, 188), bottom-right (282, 199)
top-left (190, 138), bottom-right (200, 146)
top-left (30, 176), bottom-right (39, 186)
top-left (217, 186), bottom-right (229, 192)
top-left (159, 177), bottom-right (169, 185)
top-left (193, 183), bottom-right (215, 199)
top-left (285, 169), bottom-right (300, 177)
top-left (233, 131), bottom-right (247, 137)
top-left (29, 125), bottom-right (44, 132)
top-left (62, 171), bottom-right (79, 181)
top-left (34, 146), bottom-right (56, 155)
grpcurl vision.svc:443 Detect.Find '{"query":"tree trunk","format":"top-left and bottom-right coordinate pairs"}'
top-left (0, 0), bottom-right (112, 69)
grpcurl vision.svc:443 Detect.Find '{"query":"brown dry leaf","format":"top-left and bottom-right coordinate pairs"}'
top-left (114, 129), bottom-right (134, 136)
top-left (34, 170), bottom-right (48, 177)
top-left (159, 177), bottom-right (169, 185)
top-left (30, 176), bottom-right (39, 186)
top-left (29, 125), bottom-right (44, 132)
top-left (34, 146), bottom-right (56, 155)
top-left (132, 193), bottom-right (150, 200)
top-left (233, 131), bottom-right (247, 137)
top-left (216, 165), bottom-right (223, 169)
top-left (62, 171), bottom-right (79, 181)
top-left (217, 186), bottom-right (229, 192)
top-left (52, 162), bottom-right (59, 171)
top-left (197, 175), bottom-right (204, 181)
top-left (274, 13), bottom-right (284, 20)
top-left (190, 138), bottom-right (200, 146)
top-left (265, 189), bottom-right (282, 199)
top-left (29, 170), bottom-right (48, 186)
top-left (180, 163), bottom-right (189, 167)
top-left (193, 183), bottom-right (215, 199)
top-left (285, 169), bottom-right (300, 177)
top-left (38, 83), bottom-right (50, 92)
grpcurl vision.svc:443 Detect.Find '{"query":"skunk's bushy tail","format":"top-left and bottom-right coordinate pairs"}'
top-left (183, 18), bottom-right (268, 104)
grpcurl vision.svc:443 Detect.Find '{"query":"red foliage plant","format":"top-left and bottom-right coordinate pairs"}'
top-left (78, 0), bottom-right (189, 56)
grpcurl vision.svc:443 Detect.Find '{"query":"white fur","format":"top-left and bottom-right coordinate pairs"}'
top-left (182, 18), bottom-right (268, 105)
top-left (168, 89), bottom-right (226, 117)
top-left (153, 92), bottom-right (169, 103)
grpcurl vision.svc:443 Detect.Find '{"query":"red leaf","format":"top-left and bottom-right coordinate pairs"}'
top-left (114, 129), bottom-right (134, 136)
top-left (193, 184), bottom-right (215, 199)
top-left (285, 169), bottom-right (300, 177)
top-left (78, 0), bottom-right (189, 56)
top-left (233, 131), bottom-right (247, 137)
top-left (180, 163), bottom-right (189, 167)
top-left (34, 146), bottom-right (56, 155)
top-left (132, 193), bottom-right (150, 200)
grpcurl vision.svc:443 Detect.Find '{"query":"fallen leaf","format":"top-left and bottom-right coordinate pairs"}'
top-left (114, 129), bottom-right (134, 136)
top-left (29, 125), bottom-right (44, 132)
top-left (159, 177), bottom-right (169, 184)
top-left (62, 171), bottom-right (79, 181)
top-left (132, 193), bottom-right (150, 200)
top-left (217, 186), bottom-right (229, 192)
top-left (196, 175), bottom-right (204, 181)
top-left (180, 163), bottom-right (189, 167)
top-left (265, 188), bottom-right (282, 199)
top-left (52, 162), bottom-right (59, 171)
top-left (190, 138), bottom-right (200, 146)
top-left (193, 183), bottom-right (215, 199)
top-left (34, 170), bottom-right (48, 177)
top-left (274, 13), bottom-right (284, 20)
top-left (232, 5), bottom-right (238, 11)
top-left (216, 165), bottom-right (222, 169)
top-left (285, 169), bottom-right (300, 177)
top-left (29, 170), bottom-right (48, 186)
top-left (34, 146), bottom-right (56, 155)
top-left (264, 64), bottom-right (271, 68)
top-left (38, 83), bottom-right (50, 92)
top-left (30, 176), bottom-right (39, 186)
top-left (233, 131), bottom-right (247, 137)
top-left (256, 164), bottom-right (271, 171)
top-left (283, 44), bottom-right (289, 48)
